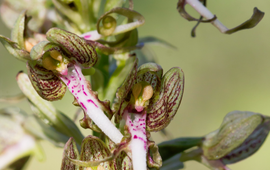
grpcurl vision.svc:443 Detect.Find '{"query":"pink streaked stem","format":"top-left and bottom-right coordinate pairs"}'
top-left (59, 64), bottom-right (123, 144)
top-left (185, 0), bottom-right (228, 33)
top-left (124, 110), bottom-right (147, 170)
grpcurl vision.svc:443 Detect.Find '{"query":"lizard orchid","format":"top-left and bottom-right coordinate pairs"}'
top-left (179, 111), bottom-right (270, 170)
top-left (112, 59), bottom-right (185, 170)
top-left (26, 27), bottom-right (124, 144)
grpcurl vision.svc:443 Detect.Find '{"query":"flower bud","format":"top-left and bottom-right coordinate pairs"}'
top-left (202, 111), bottom-right (270, 164)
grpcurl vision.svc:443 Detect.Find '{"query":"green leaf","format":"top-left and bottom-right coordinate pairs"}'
top-left (138, 36), bottom-right (176, 49)
top-left (160, 153), bottom-right (184, 170)
top-left (158, 137), bottom-right (204, 161)
top-left (52, 0), bottom-right (84, 32)
top-left (147, 67), bottom-right (184, 132)
top-left (24, 115), bottom-right (69, 147)
top-left (0, 35), bottom-right (30, 62)
top-left (203, 111), bottom-right (264, 160)
top-left (103, 55), bottom-right (136, 102)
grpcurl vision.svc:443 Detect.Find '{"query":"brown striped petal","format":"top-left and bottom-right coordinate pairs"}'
top-left (26, 61), bottom-right (66, 101)
top-left (61, 138), bottom-right (80, 170)
top-left (111, 151), bottom-right (132, 170)
top-left (146, 67), bottom-right (184, 132)
top-left (46, 28), bottom-right (97, 68)
top-left (221, 119), bottom-right (270, 164)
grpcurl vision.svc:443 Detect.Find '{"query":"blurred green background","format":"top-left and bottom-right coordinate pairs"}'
top-left (1, 0), bottom-right (270, 169)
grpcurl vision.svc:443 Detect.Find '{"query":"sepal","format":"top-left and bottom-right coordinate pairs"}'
top-left (147, 67), bottom-right (184, 131)
top-left (202, 111), bottom-right (264, 160)
top-left (46, 28), bottom-right (97, 68)
top-left (61, 138), bottom-right (80, 170)
top-left (26, 62), bottom-right (66, 101)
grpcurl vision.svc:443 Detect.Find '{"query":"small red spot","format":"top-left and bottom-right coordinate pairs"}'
top-left (87, 99), bottom-right (98, 108)
top-left (84, 35), bottom-right (91, 39)
top-left (134, 135), bottom-right (138, 139)
top-left (80, 102), bottom-right (87, 110)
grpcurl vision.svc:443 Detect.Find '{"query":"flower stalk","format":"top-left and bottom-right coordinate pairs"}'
top-left (124, 110), bottom-right (147, 170)
top-left (185, 0), bottom-right (228, 33)
top-left (59, 63), bottom-right (123, 144)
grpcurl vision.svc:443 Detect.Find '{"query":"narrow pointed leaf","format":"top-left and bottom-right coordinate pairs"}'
top-left (52, 0), bottom-right (83, 31)
top-left (24, 115), bottom-right (69, 147)
top-left (158, 137), bottom-right (204, 161)
top-left (0, 35), bottom-right (30, 62)
top-left (138, 36), bottom-right (176, 49)
top-left (103, 56), bottom-right (136, 102)
top-left (147, 67), bottom-right (184, 131)
top-left (11, 11), bottom-right (28, 49)
top-left (46, 28), bottom-right (98, 68)
top-left (225, 8), bottom-right (264, 34)
top-left (160, 153), bottom-right (184, 170)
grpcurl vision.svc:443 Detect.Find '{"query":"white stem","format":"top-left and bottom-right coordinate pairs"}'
top-left (0, 135), bottom-right (36, 169)
top-left (81, 22), bottom-right (144, 41)
top-left (186, 0), bottom-right (228, 33)
top-left (125, 111), bottom-right (147, 170)
top-left (60, 64), bottom-right (123, 144)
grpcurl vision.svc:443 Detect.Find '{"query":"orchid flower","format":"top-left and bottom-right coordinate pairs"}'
top-left (111, 59), bottom-right (185, 170)
top-left (0, 12), bottom-right (124, 144)
top-left (61, 136), bottom-right (132, 170)
top-left (61, 133), bottom-right (163, 170)
top-left (179, 111), bottom-right (270, 170)
top-left (177, 0), bottom-right (265, 37)
top-left (25, 27), bottom-right (124, 144)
